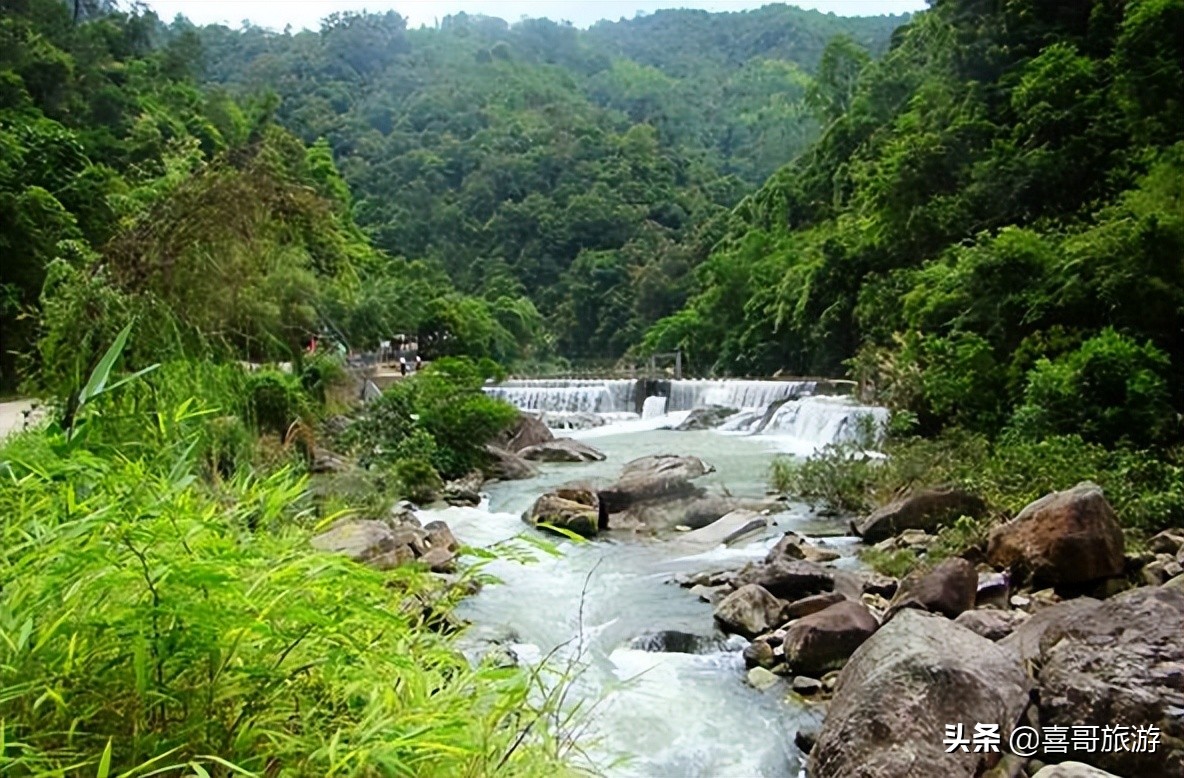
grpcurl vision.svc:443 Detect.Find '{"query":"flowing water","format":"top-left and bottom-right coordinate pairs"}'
top-left (418, 380), bottom-right (883, 776)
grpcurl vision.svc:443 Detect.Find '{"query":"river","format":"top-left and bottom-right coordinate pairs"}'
top-left (417, 380), bottom-right (886, 777)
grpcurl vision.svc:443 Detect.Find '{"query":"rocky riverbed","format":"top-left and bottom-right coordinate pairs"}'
top-left (308, 407), bottom-right (1184, 777)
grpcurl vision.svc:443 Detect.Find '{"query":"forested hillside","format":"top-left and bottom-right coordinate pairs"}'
top-left (646, 0), bottom-right (1184, 445)
top-left (0, 0), bottom-right (551, 391)
top-left (189, 7), bottom-right (904, 359)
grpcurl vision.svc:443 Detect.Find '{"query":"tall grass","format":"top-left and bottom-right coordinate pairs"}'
top-left (0, 360), bottom-right (573, 776)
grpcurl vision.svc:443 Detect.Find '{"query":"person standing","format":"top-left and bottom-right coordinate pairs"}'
top-left (415, 354), bottom-right (423, 372)
top-left (399, 356), bottom-right (408, 376)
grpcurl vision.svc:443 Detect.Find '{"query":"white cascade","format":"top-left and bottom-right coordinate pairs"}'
top-left (641, 396), bottom-right (668, 419)
top-left (761, 395), bottom-right (890, 447)
top-left (665, 379), bottom-right (816, 411)
top-left (483, 379), bottom-right (638, 413)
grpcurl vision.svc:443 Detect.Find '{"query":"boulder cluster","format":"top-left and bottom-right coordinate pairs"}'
top-left (709, 480), bottom-right (1184, 778)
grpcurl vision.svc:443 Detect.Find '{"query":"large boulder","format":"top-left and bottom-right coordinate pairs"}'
top-left (737, 559), bottom-right (834, 601)
top-left (712, 583), bottom-right (788, 639)
top-left (443, 470), bottom-right (484, 506)
top-left (784, 591), bottom-right (847, 620)
top-left (853, 487), bottom-right (987, 543)
top-left (518, 438), bottom-right (606, 463)
top-left (482, 444), bottom-right (538, 481)
top-left (608, 493), bottom-right (775, 532)
top-left (782, 600), bottom-right (879, 676)
top-left (1027, 586), bottom-right (1184, 776)
top-left (311, 518), bottom-right (458, 572)
top-left (999, 597), bottom-right (1103, 662)
top-left (885, 557), bottom-right (978, 621)
top-left (1030, 764), bottom-right (1122, 778)
top-left (986, 482), bottom-right (1124, 587)
top-left (674, 405), bottom-right (739, 431)
top-left (598, 454), bottom-right (714, 514)
top-left (522, 487), bottom-right (604, 538)
top-left (809, 610), bottom-right (1030, 778)
top-left (493, 411), bottom-right (553, 452)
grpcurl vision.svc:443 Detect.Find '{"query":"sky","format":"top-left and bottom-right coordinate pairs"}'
top-left (145, 1), bottom-right (927, 32)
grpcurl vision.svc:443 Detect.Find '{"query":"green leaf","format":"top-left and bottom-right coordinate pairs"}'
top-left (78, 322), bottom-right (134, 407)
top-left (97, 739), bottom-right (113, 778)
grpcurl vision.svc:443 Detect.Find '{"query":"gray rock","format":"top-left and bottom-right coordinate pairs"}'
top-left (628, 630), bottom-right (730, 655)
top-left (743, 638), bottom-right (777, 669)
top-left (713, 583), bottom-right (788, 639)
top-left (809, 610), bottom-right (1030, 778)
top-left (678, 509), bottom-right (768, 550)
top-left (311, 519), bottom-right (404, 564)
top-left (522, 487), bottom-right (603, 537)
top-left (791, 675), bottom-right (823, 695)
top-left (1141, 553), bottom-right (1184, 586)
top-left (482, 444), bottom-right (538, 480)
top-left (766, 531), bottom-right (841, 564)
top-left (976, 571), bottom-right (1011, 609)
top-left (747, 666), bottom-right (781, 691)
top-left (518, 438), bottom-right (606, 463)
top-left (598, 454), bottom-right (714, 514)
top-left (443, 470), bottom-right (484, 506)
top-left (852, 487), bottom-right (987, 543)
top-left (1029, 586), bottom-right (1184, 776)
top-left (953, 608), bottom-right (1029, 641)
top-left (999, 597), bottom-right (1103, 663)
top-left (885, 556), bottom-right (977, 621)
top-left (493, 411), bottom-right (553, 452)
top-left (987, 482), bottom-right (1125, 587)
top-left (783, 600), bottom-right (879, 676)
top-left (674, 405), bottom-right (740, 431)
top-left (784, 591), bottom-right (847, 620)
top-left (1148, 527), bottom-right (1184, 555)
top-left (738, 559), bottom-right (834, 601)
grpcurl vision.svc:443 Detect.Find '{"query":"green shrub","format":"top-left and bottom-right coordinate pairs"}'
top-left (394, 456), bottom-right (445, 504)
top-left (244, 368), bottom-right (308, 436)
top-left (1012, 328), bottom-right (1174, 447)
top-left (299, 350), bottom-right (347, 404)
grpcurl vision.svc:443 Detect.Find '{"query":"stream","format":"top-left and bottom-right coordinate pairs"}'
top-left (417, 380), bottom-right (886, 777)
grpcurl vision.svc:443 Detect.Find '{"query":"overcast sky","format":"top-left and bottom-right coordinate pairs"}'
top-left (145, 1), bottom-right (926, 32)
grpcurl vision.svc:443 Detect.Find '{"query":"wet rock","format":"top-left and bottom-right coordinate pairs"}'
top-left (311, 519), bottom-right (405, 564)
top-left (738, 559), bottom-right (834, 601)
top-left (424, 520), bottom-right (460, 553)
top-left (976, 571), bottom-right (1011, 609)
top-left (1148, 527), bottom-right (1184, 555)
top-left (852, 487), bottom-right (987, 543)
top-left (861, 573), bottom-right (899, 599)
top-left (518, 438), bottom-right (606, 463)
top-left (783, 600), bottom-right (879, 676)
top-left (418, 545), bottom-right (456, 573)
top-left (612, 493), bottom-right (774, 532)
top-left (678, 509), bottom-right (768, 550)
top-left (523, 487), bottom-right (603, 538)
top-left (784, 591), bottom-right (847, 620)
top-left (493, 411), bottom-right (553, 452)
top-left (598, 454), bottom-right (714, 514)
top-left (747, 666), bottom-right (781, 691)
top-left (386, 501), bottom-right (421, 528)
top-left (1027, 586), bottom-right (1184, 776)
top-left (885, 556), bottom-right (977, 621)
top-left (311, 517), bottom-right (461, 572)
top-left (795, 727), bottom-right (819, 755)
top-left (674, 405), bottom-right (740, 431)
top-left (629, 629), bottom-right (730, 655)
top-left (443, 470), bottom-right (484, 506)
top-left (986, 482), bottom-right (1124, 587)
top-left (953, 608), bottom-right (1029, 641)
top-left (766, 531), bottom-right (841, 564)
top-left (1166, 572), bottom-right (1184, 590)
top-left (713, 583), bottom-right (788, 639)
top-left (689, 584), bottom-right (726, 604)
top-left (1030, 763), bottom-right (1122, 778)
top-left (791, 675), bottom-right (823, 695)
top-left (809, 610), bottom-right (1029, 778)
top-left (482, 444), bottom-right (538, 480)
top-left (743, 638), bottom-right (777, 669)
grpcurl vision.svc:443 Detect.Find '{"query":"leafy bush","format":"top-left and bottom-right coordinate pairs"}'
top-left (244, 368), bottom-right (309, 437)
top-left (299, 350), bottom-right (347, 404)
top-left (394, 457), bottom-right (445, 504)
top-left (1012, 328), bottom-right (1174, 447)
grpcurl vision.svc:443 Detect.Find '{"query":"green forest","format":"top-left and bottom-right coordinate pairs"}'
top-left (1, 0), bottom-right (1183, 774)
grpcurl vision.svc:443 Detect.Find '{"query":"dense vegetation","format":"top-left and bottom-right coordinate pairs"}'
top-left (647, 0), bottom-right (1184, 449)
top-left (190, 7), bottom-right (903, 360)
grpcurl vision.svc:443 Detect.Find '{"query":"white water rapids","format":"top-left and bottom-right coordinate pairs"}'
top-left (419, 379), bottom-right (886, 775)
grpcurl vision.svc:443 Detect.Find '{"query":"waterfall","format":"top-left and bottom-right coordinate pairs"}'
top-left (641, 396), bottom-right (668, 419)
top-left (665, 379), bottom-right (816, 411)
top-left (761, 396), bottom-right (890, 447)
top-left (483, 379), bottom-right (639, 413)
